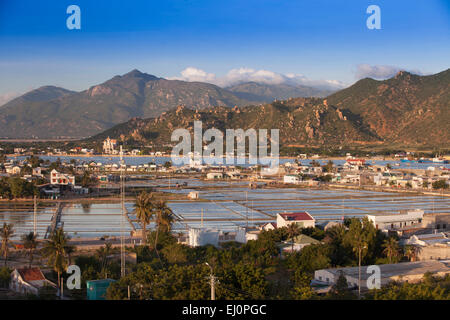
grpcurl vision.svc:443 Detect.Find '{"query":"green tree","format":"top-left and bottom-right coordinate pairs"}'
top-left (403, 245), bottom-right (421, 262)
top-left (154, 200), bottom-right (175, 255)
top-left (41, 228), bottom-right (74, 287)
top-left (0, 223), bottom-right (14, 266)
top-left (134, 191), bottom-right (154, 246)
top-left (286, 223), bottom-right (301, 252)
top-left (382, 237), bottom-right (400, 264)
top-left (327, 271), bottom-right (356, 300)
top-left (432, 179), bottom-right (448, 190)
top-left (0, 266), bottom-right (11, 288)
top-left (22, 232), bottom-right (38, 268)
top-left (96, 242), bottom-right (113, 278)
top-left (323, 160), bottom-right (334, 173)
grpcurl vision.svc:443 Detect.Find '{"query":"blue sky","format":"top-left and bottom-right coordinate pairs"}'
top-left (0, 0), bottom-right (449, 102)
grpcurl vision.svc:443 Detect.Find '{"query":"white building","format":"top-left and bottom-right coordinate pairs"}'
top-left (103, 137), bottom-right (117, 154)
top-left (405, 232), bottom-right (449, 247)
top-left (10, 268), bottom-right (56, 296)
top-left (276, 211), bottom-right (315, 229)
top-left (188, 191), bottom-right (199, 199)
top-left (50, 169), bottom-right (75, 186)
top-left (313, 260), bottom-right (450, 291)
top-left (206, 172), bottom-right (223, 180)
top-left (367, 210), bottom-right (424, 231)
top-left (188, 228), bottom-right (219, 247)
top-left (283, 174), bottom-right (301, 184)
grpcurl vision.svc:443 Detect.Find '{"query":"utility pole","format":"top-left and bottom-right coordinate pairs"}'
top-left (201, 208), bottom-right (204, 228)
top-left (206, 263), bottom-right (217, 301)
top-left (246, 191), bottom-right (248, 228)
top-left (358, 244), bottom-right (367, 299)
top-left (120, 146), bottom-right (126, 278)
top-left (358, 246), bottom-right (361, 299)
top-left (33, 195), bottom-right (37, 236)
top-left (60, 277), bottom-right (64, 299)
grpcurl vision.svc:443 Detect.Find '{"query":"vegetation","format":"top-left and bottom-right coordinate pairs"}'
top-left (102, 217), bottom-right (408, 300)
top-left (41, 228), bottom-right (74, 287)
top-left (134, 192), bottom-right (154, 246)
top-left (22, 232), bottom-right (38, 268)
top-left (0, 267), bottom-right (11, 288)
top-left (365, 274), bottom-right (450, 300)
top-left (0, 223), bottom-right (14, 266)
top-left (432, 179), bottom-right (449, 190)
top-left (0, 177), bottom-right (37, 199)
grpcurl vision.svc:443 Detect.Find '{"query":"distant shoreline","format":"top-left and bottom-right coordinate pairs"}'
top-left (7, 153), bottom-right (392, 161)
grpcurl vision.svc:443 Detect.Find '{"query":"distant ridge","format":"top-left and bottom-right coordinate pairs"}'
top-left (87, 69), bottom-right (450, 148)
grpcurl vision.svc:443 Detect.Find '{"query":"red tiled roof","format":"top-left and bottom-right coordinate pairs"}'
top-left (279, 211), bottom-right (314, 221)
top-left (17, 268), bottom-right (45, 282)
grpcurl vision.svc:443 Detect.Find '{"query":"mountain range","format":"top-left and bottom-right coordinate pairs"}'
top-left (0, 70), bottom-right (330, 139)
top-left (0, 68), bottom-right (448, 148)
top-left (88, 69), bottom-right (450, 148)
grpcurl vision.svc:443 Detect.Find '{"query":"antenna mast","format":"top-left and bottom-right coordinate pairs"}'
top-left (120, 146), bottom-right (126, 277)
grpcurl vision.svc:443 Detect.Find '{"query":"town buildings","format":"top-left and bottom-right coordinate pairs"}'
top-left (313, 260), bottom-right (450, 291)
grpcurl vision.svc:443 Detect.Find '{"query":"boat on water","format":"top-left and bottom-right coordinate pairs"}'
top-left (400, 158), bottom-right (415, 163)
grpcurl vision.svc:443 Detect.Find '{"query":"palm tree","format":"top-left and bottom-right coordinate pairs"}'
top-left (154, 200), bottom-right (175, 252)
top-left (403, 245), bottom-right (421, 262)
top-left (382, 237), bottom-right (400, 263)
top-left (0, 223), bottom-right (14, 266)
top-left (41, 228), bottom-right (73, 287)
top-left (22, 232), bottom-right (38, 268)
top-left (97, 242), bottom-right (113, 277)
top-left (286, 223), bottom-right (301, 252)
top-left (134, 191), bottom-right (154, 245)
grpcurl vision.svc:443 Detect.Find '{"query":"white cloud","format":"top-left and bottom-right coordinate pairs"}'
top-left (355, 64), bottom-right (424, 80)
top-left (169, 67), bottom-right (346, 91)
top-left (0, 91), bottom-right (21, 107)
top-left (179, 67), bottom-right (216, 83)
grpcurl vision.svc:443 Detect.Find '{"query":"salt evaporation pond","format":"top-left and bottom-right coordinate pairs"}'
top-left (1, 188), bottom-right (448, 239)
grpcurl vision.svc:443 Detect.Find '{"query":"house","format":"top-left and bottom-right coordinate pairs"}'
top-left (188, 191), bottom-right (199, 199)
top-left (422, 213), bottom-right (450, 231)
top-left (324, 221), bottom-right (344, 231)
top-left (281, 234), bottom-right (321, 253)
top-left (188, 228), bottom-right (220, 247)
top-left (313, 260), bottom-right (450, 292)
top-left (260, 222), bottom-right (277, 231)
top-left (10, 268), bottom-right (56, 296)
top-left (283, 174), bottom-right (301, 184)
top-left (367, 210), bottom-right (424, 231)
top-left (6, 166), bottom-right (21, 175)
top-left (103, 137), bottom-right (117, 154)
top-left (206, 172), bottom-right (223, 180)
top-left (404, 232), bottom-right (449, 247)
top-left (50, 169), bottom-right (75, 187)
top-left (32, 167), bottom-right (43, 177)
top-left (276, 211), bottom-right (315, 229)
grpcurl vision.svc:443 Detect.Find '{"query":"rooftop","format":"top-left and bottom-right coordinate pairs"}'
top-left (279, 211), bottom-right (314, 221)
top-left (317, 260), bottom-right (450, 281)
top-left (17, 268), bottom-right (46, 282)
